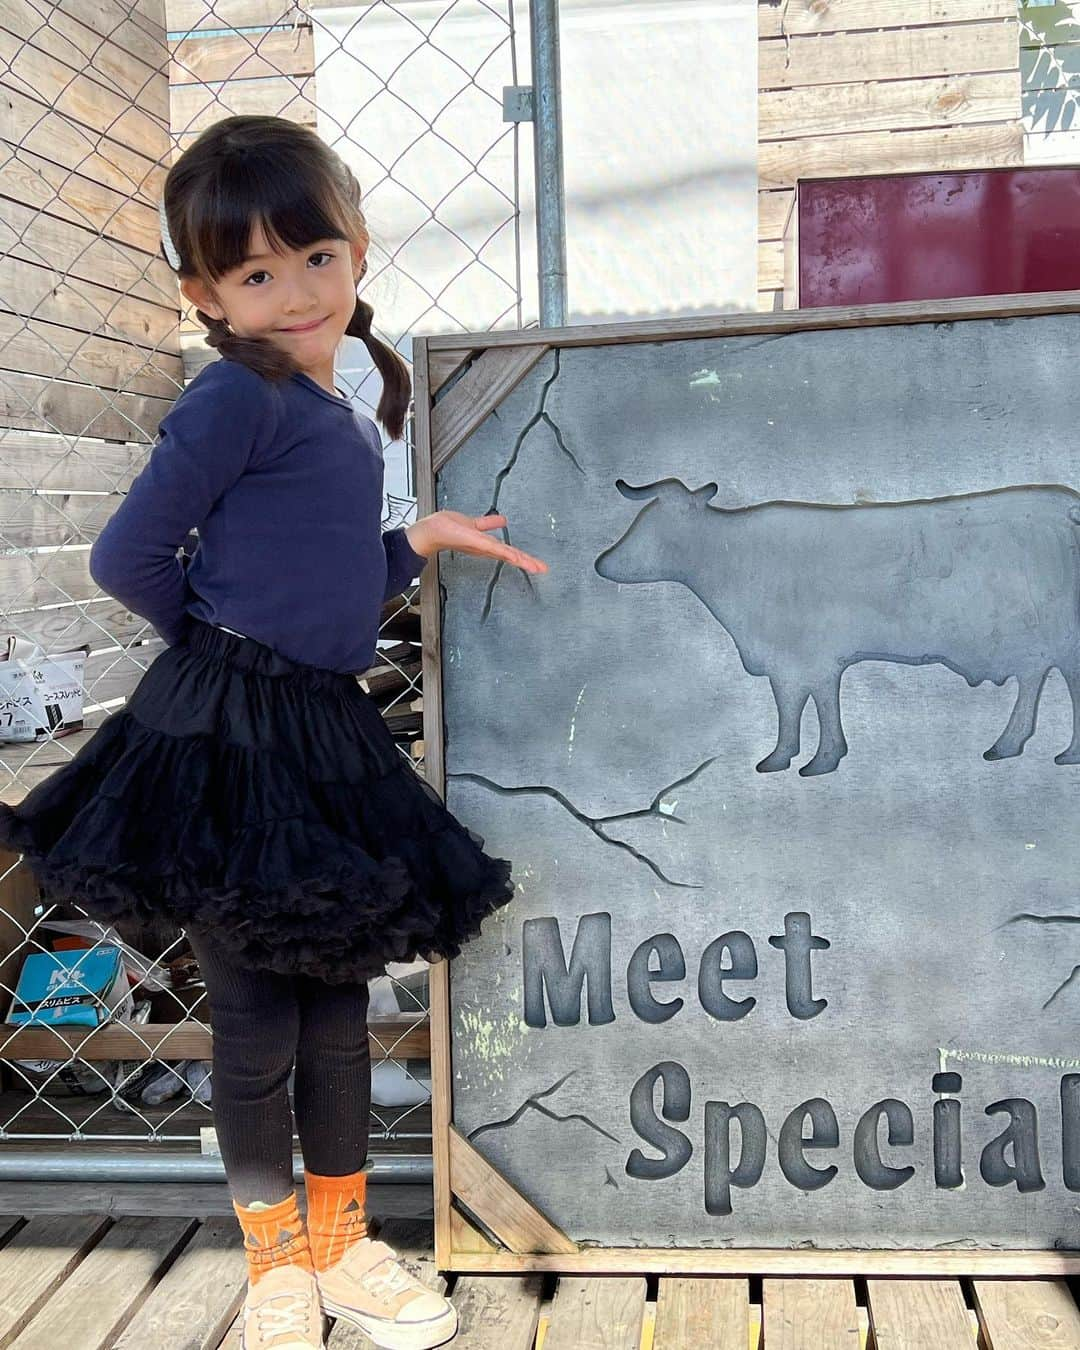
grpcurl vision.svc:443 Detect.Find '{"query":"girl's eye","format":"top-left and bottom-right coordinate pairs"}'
top-left (241, 252), bottom-right (333, 284)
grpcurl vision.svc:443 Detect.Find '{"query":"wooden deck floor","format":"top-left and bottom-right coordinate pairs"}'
top-left (1, 1209), bottom-right (1079, 1348)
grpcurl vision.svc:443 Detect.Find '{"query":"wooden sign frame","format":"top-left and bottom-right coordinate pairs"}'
top-left (412, 291), bottom-right (1080, 1277)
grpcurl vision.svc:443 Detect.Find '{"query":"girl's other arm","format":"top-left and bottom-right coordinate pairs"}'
top-left (89, 362), bottom-right (280, 645)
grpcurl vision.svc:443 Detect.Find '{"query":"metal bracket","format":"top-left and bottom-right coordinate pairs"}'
top-left (503, 86), bottom-right (535, 122)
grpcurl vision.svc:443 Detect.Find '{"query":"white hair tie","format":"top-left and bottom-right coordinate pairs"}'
top-left (158, 199), bottom-right (181, 271)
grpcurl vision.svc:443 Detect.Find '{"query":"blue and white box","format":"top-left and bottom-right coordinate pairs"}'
top-left (6, 947), bottom-right (133, 1029)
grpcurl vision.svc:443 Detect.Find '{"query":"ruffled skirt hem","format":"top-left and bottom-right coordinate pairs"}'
top-left (0, 621), bottom-right (515, 983)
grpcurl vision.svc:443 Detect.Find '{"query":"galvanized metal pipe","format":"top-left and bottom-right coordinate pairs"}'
top-left (530, 0), bottom-right (568, 327)
top-left (0, 1152), bottom-right (432, 1184)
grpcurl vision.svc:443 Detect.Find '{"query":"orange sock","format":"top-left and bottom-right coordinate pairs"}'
top-left (304, 1168), bottom-right (369, 1271)
top-left (232, 1191), bottom-right (314, 1283)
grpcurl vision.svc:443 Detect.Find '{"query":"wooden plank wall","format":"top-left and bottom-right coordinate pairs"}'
top-left (0, 0), bottom-right (180, 431)
top-left (757, 0), bottom-right (1024, 310)
top-left (165, 0), bottom-right (316, 380)
top-left (0, 0), bottom-right (179, 789)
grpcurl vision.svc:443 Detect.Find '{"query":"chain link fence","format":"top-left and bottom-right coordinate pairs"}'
top-left (0, 0), bottom-right (531, 1162)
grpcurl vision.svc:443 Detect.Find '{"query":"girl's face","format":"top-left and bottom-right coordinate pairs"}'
top-left (181, 222), bottom-right (367, 388)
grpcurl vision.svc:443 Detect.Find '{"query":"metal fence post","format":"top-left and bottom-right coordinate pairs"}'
top-left (530, 0), bottom-right (569, 327)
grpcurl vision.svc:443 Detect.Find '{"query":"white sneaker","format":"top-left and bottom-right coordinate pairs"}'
top-left (315, 1237), bottom-right (457, 1350)
top-left (241, 1265), bottom-right (325, 1349)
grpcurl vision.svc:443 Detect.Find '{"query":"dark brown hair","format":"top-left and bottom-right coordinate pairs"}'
top-left (161, 115), bottom-right (411, 441)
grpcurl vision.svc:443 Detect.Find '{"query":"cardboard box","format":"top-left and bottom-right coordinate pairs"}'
top-left (6, 946), bottom-right (134, 1029)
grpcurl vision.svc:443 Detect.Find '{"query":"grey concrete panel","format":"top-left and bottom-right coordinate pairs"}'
top-left (438, 316), bottom-right (1080, 1249)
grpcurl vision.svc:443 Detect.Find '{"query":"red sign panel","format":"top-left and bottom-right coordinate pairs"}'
top-left (798, 168), bottom-right (1080, 307)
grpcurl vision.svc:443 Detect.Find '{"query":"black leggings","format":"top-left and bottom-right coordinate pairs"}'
top-left (186, 930), bottom-right (372, 1206)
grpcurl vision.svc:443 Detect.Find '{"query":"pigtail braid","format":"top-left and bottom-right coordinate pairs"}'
top-left (197, 310), bottom-right (295, 381)
top-left (346, 297), bottom-right (411, 442)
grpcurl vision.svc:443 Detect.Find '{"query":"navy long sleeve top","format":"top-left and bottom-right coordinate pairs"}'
top-left (89, 358), bottom-right (428, 674)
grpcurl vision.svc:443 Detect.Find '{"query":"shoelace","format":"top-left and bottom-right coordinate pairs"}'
top-left (351, 1247), bottom-right (418, 1301)
top-left (254, 1292), bottom-right (315, 1340)
top-left (359, 1258), bottom-right (416, 1300)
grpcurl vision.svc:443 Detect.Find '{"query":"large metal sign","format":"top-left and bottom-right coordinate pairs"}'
top-left (416, 298), bottom-right (1080, 1270)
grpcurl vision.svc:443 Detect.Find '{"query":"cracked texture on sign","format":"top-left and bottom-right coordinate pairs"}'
top-left (438, 320), bottom-right (1080, 1249)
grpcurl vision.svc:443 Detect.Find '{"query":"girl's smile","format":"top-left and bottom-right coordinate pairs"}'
top-left (278, 316), bottom-right (328, 334)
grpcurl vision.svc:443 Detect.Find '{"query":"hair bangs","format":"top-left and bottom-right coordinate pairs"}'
top-left (186, 154), bottom-right (356, 283)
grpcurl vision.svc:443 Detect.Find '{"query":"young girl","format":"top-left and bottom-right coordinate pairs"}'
top-left (0, 114), bottom-right (547, 1350)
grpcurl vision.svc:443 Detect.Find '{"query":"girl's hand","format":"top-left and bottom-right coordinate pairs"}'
top-left (405, 511), bottom-right (548, 574)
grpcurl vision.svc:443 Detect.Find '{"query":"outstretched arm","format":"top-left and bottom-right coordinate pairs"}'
top-left (381, 525), bottom-right (430, 602)
top-left (402, 511), bottom-right (548, 577)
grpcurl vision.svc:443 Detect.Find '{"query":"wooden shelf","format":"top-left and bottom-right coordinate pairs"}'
top-left (0, 1014), bottom-right (430, 1062)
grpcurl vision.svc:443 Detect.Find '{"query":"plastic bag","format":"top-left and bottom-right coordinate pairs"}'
top-left (0, 637), bottom-right (88, 743)
top-left (39, 919), bottom-right (172, 994)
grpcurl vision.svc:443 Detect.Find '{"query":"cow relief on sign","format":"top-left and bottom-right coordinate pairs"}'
top-left (594, 479), bottom-right (1080, 777)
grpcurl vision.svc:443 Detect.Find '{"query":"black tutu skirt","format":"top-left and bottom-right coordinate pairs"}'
top-left (0, 619), bottom-right (515, 982)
